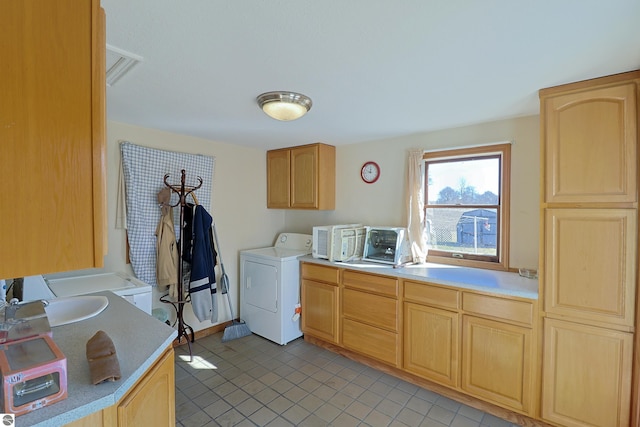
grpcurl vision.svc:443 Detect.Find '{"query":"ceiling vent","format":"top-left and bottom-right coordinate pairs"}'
top-left (106, 44), bottom-right (143, 87)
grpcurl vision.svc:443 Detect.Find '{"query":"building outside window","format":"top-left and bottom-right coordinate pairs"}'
top-left (423, 143), bottom-right (511, 271)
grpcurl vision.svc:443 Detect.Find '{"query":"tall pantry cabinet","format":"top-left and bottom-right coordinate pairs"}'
top-left (0, 0), bottom-right (106, 279)
top-left (539, 70), bottom-right (640, 427)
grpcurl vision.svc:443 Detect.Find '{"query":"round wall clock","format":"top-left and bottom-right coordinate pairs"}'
top-left (360, 161), bottom-right (380, 184)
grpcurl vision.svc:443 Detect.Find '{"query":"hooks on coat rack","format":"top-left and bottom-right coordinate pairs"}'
top-left (163, 169), bottom-right (203, 208)
top-left (161, 169), bottom-right (203, 362)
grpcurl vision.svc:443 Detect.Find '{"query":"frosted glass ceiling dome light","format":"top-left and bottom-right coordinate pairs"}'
top-left (257, 91), bottom-right (312, 121)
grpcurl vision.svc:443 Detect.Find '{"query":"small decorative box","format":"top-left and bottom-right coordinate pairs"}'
top-left (0, 334), bottom-right (67, 416)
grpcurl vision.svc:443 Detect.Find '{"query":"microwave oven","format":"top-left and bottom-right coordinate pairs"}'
top-left (362, 227), bottom-right (412, 265)
top-left (312, 224), bottom-right (367, 262)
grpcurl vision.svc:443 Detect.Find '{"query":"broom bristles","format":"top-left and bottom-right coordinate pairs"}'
top-left (221, 320), bottom-right (252, 342)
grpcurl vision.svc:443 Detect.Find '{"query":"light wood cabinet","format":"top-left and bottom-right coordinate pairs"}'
top-left (461, 293), bottom-right (535, 414)
top-left (302, 263), bottom-right (539, 420)
top-left (267, 143), bottom-right (335, 209)
top-left (544, 208), bottom-right (636, 328)
top-left (342, 271), bottom-right (400, 366)
top-left (541, 76), bottom-right (637, 204)
top-left (117, 348), bottom-right (175, 427)
top-left (539, 70), bottom-right (640, 427)
top-left (461, 315), bottom-right (532, 413)
top-left (404, 302), bottom-right (459, 387)
top-left (67, 348), bottom-right (175, 427)
top-left (403, 281), bottom-right (459, 387)
top-left (542, 318), bottom-right (632, 427)
top-left (0, 0), bottom-right (106, 278)
top-left (301, 264), bottom-right (340, 344)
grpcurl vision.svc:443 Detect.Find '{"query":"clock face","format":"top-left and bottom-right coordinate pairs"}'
top-left (361, 161), bottom-right (380, 183)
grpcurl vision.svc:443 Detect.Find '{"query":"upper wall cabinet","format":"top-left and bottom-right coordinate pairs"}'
top-left (540, 72), bottom-right (639, 204)
top-left (0, 0), bottom-right (106, 278)
top-left (267, 143), bottom-right (336, 210)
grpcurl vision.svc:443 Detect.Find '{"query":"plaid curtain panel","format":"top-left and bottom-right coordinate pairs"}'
top-left (120, 141), bottom-right (214, 285)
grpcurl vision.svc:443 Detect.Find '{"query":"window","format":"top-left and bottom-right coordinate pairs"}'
top-left (423, 143), bottom-right (511, 270)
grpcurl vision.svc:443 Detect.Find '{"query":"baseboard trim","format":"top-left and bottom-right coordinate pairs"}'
top-left (171, 321), bottom-right (232, 347)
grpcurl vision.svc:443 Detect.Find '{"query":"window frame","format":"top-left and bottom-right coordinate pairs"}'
top-left (422, 143), bottom-right (511, 271)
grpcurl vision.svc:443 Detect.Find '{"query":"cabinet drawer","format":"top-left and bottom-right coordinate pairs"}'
top-left (342, 318), bottom-right (399, 366)
top-left (343, 288), bottom-right (397, 331)
top-left (463, 293), bottom-right (534, 327)
top-left (343, 270), bottom-right (398, 297)
top-left (301, 263), bottom-right (339, 285)
top-left (404, 281), bottom-right (460, 310)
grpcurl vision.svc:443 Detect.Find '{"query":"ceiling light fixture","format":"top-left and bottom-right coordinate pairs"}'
top-left (257, 91), bottom-right (312, 121)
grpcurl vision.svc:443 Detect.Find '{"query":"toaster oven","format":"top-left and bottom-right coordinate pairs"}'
top-left (362, 226), bottom-right (412, 265)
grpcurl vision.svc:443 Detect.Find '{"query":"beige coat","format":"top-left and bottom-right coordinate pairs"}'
top-left (155, 206), bottom-right (179, 297)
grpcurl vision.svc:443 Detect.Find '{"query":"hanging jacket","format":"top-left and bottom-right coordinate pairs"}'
top-left (155, 205), bottom-right (179, 298)
top-left (189, 205), bottom-right (218, 323)
top-left (182, 203), bottom-right (195, 264)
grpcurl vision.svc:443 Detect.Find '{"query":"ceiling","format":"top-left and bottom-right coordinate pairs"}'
top-left (103, 0), bottom-right (640, 150)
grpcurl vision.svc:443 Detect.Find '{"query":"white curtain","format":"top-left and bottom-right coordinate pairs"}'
top-left (406, 149), bottom-right (428, 263)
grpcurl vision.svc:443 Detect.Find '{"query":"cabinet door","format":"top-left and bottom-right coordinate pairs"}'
top-left (461, 316), bottom-right (531, 413)
top-left (544, 208), bottom-right (636, 328)
top-left (404, 302), bottom-right (459, 387)
top-left (66, 406), bottom-right (116, 427)
top-left (290, 145), bottom-right (318, 208)
top-left (118, 348), bottom-right (175, 427)
top-left (266, 149), bottom-right (291, 208)
top-left (542, 82), bottom-right (637, 203)
top-left (0, 0), bottom-right (106, 278)
top-left (301, 279), bottom-right (339, 343)
top-left (542, 318), bottom-right (632, 427)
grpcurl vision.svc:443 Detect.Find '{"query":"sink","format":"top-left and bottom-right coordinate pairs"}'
top-left (44, 296), bottom-right (109, 327)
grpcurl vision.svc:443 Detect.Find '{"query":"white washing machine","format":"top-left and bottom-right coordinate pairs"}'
top-left (240, 233), bottom-right (312, 345)
top-left (45, 272), bottom-right (152, 315)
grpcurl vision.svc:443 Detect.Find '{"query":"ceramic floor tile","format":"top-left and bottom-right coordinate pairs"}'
top-left (174, 332), bottom-right (524, 427)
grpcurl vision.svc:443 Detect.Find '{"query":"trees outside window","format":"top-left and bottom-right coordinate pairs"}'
top-left (423, 144), bottom-right (511, 271)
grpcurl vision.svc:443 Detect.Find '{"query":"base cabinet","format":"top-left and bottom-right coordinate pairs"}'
top-left (301, 279), bottom-right (339, 344)
top-left (404, 302), bottom-right (459, 387)
top-left (301, 264), bottom-right (341, 344)
top-left (342, 318), bottom-right (399, 366)
top-left (67, 348), bottom-right (175, 427)
top-left (461, 316), bottom-right (531, 413)
top-left (301, 263), bottom-right (537, 422)
top-left (117, 347), bottom-right (176, 426)
top-left (541, 318), bottom-right (632, 427)
top-left (342, 271), bottom-right (400, 366)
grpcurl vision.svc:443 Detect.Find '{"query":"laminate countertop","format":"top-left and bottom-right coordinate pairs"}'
top-left (300, 256), bottom-right (539, 299)
top-left (19, 291), bottom-right (176, 427)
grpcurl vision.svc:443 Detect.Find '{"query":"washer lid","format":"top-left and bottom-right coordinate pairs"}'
top-left (47, 272), bottom-right (150, 297)
top-left (241, 246), bottom-right (310, 261)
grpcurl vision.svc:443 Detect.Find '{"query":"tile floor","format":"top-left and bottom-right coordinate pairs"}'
top-left (174, 332), bottom-right (522, 427)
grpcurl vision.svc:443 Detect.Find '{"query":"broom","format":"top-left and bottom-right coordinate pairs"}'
top-left (212, 223), bottom-right (252, 342)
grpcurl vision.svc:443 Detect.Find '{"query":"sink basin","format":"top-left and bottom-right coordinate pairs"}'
top-left (44, 296), bottom-right (109, 327)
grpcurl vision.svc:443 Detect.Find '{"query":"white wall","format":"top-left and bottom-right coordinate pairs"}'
top-left (284, 115), bottom-right (540, 270)
top-left (76, 115), bottom-right (539, 333)
top-left (102, 121), bottom-right (284, 331)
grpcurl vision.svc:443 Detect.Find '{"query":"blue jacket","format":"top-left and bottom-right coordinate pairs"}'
top-left (189, 205), bottom-right (218, 323)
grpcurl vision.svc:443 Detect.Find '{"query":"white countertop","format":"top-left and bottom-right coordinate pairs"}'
top-left (301, 256), bottom-right (539, 299)
top-left (19, 292), bottom-right (176, 427)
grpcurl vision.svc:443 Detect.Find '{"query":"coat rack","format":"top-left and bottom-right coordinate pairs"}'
top-left (161, 169), bottom-right (202, 361)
